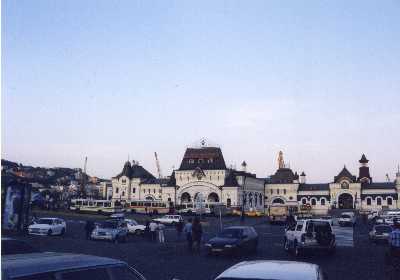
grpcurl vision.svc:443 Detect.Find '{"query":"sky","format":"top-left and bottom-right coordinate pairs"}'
top-left (2, 0), bottom-right (400, 183)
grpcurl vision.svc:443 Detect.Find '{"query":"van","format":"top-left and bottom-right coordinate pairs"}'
top-left (2, 252), bottom-right (146, 280)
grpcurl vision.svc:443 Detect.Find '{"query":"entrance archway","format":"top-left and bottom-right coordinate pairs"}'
top-left (207, 192), bottom-right (219, 202)
top-left (272, 198), bottom-right (285, 204)
top-left (181, 192), bottom-right (191, 203)
top-left (338, 193), bottom-right (353, 209)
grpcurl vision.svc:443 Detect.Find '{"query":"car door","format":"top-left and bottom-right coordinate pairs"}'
top-left (241, 228), bottom-right (251, 249)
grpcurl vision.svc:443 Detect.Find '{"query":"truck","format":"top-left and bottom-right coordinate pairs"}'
top-left (269, 205), bottom-right (289, 224)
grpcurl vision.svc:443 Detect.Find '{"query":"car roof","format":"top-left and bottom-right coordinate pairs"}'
top-left (2, 252), bottom-right (125, 278)
top-left (216, 260), bottom-right (319, 280)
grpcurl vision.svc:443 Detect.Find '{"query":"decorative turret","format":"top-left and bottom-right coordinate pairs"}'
top-left (300, 171), bottom-right (306, 184)
top-left (241, 161), bottom-right (247, 172)
top-left (277, 151), bottom-right (285, 169)
top-left (358, 154), bottom-right (371, 184)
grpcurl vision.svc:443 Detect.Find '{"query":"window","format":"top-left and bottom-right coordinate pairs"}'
top-left (302, 198), bottom-right (307, 205)
top-left (277, 189), bottom-right (280, 195)
top-left (60, 268), bottom-right (109, 280)
top-left (143, 189), bottom-right (145, 193)
top-left (341, 181), bottom-right (349, 189)
top-left (284, 189), bottom-right (287, 195)
top-left (311, 198), bottom-right (316, 206)
top-left (227, 198), bottom-right (231, 207)
top-left (387, 197), bottom-right (393, 205)
top-left (121, 179), bottom-right (126, 184)
top-left (189, 159), bottom-right (194, 164)
top-left (321, 198), bottom-right (326, 206)
top-left (153, 189), bottom-right (156, 194)
top-left (132, 187), bottom-right (136, 193)
top-left (198, 159), bottom-right (203, 163)
top-left (122, 191), bottom-right (125, 196)
top-left (377, 197), bottom-right (382, 206)
top-left (367, 197), bottom-right (372, 205)
top-left (270, 189), bottom-right (273, 195)
top-left (159, 189), bottom-right (162, 193)
top-left (116, 187), bottom-right (119, 194)
top-left (296, 224), bottom-right (303, 231)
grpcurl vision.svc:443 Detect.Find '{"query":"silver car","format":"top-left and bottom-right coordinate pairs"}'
top-left (369, 224), bottom-right (392, 243)
top-left (215, 260), bottom-right (327, 280)
top-left (2, 252), bottom-right (146, 280)
top-left (91, 220), bottom-right (128, 243)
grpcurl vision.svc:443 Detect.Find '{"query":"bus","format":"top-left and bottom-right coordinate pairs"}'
top-left (178, 202), bottom-right (230, 216)
top-left (126, 200), bottom-right (169, 214)
top-left (70, 199), bottom-right (124, 214)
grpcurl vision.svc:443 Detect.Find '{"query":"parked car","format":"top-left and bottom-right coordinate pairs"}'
top-left (205, 226), bottom-right (258, 255)
top-left (369, 224), bottom-right (392, 243)
top-left (2, 252), bottom-right (147, 280)
top-left (125, 219), bottom-right (146, 235)
top-left (214, 260), bottom-right (327, 280)
top-left (28, 217), bottom-right (66, 236)
top-left (110, 213), bottom-right (125, 219)
top-left (153, 215), bottom-right (183, 225)
top-left (338, 212), bottom-right (356, 227)
top-left (1, 237), bottom-right (41, 255)
top-left (320, 216), bottom-right (334, 226)
top-left (284, 219), bottom-right (336, 257)
top-left (91, 220), bottom-right (128, 243)
top-left (368, 211), bottom-right (379, 220)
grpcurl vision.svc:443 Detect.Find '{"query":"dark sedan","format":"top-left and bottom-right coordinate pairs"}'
top-left (205, 226), bottom-right (258, 255)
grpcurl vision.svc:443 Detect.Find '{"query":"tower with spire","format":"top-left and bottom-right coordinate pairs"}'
top-left (357, 154), bottom-right (372, 184)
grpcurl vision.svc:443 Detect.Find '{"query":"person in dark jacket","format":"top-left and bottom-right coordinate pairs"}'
top-left (144, 220), bottom-right (150, 241)
top-left (176, 220), bottom-right (184, 240)
top-left (84, 220), bottom-right (95, 240)
top-left (192, 217), bottom-right (203, 252)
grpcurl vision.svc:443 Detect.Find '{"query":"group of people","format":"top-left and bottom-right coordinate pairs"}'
top-left (145, 220), bottom-right (166, 243)
top-left (183, 217), bottom-right (203, 252)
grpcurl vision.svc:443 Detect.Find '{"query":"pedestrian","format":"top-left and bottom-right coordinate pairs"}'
top-left (388, 219), bottom-right (400, 260)
top-left (149, 220), bottom-right (158, 242)
top-left (192, 217), bottom-right (203, 253)
top-left (144, 220), bottom-right (150, 240)
top-left (84, 220), bottom-right (94, 240)
top-left (176, 220), bottom-right (183, 240)
top-left (158, 222), bottom-right (165, 243)
top-left (183, 218), bottom-right (193, 251)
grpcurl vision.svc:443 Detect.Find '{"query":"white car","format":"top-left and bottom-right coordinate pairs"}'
top-left (338, 212), bottom-right (356, 227)
top-left (125, 219), bottom-right (146, 234)
top-left (215, 260), bottom-right (327, 280)
top-left (284, 219), bottom-right (335, 257)
top-left (153, 215), bottom-right (183, 225)
top-left (28, 218), bottom-right (66, 236)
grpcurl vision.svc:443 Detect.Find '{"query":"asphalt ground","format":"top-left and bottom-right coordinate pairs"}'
top-left (5, 211), bottom-right (398, 280)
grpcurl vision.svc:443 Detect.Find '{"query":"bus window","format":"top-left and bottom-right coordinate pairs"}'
top-left (104, 202), bottom-right (111, 207)
top-left (188, 203), bottom-right (193, 208)
top-left (96, 202), bottom-right (103, 207)
top-left (83, 201), bottom-right (88, 206)
top-left (131, 202), bottom-right (137, 207)
top-left (138, 202), bottom-right (143, 207)
top-left (76, 200), bottom-right (82, 206)
top-left (88, 201), bottom-right (94, 206)
top-left (144, 202), bottom-right (151, 207)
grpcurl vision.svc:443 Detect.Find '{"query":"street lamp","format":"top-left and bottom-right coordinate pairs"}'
top-left (241, 176), bottom-right (247, 222)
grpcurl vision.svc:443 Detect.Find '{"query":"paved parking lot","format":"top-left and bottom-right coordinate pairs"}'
top-left (8, 212), bottom-right (397, 280)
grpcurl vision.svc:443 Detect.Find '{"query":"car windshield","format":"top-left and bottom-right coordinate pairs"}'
top-left (37, 219), bottom-right (54, 225)
top-left (375, 226), bottom-right (392, 233)
top-left (218, 228), bottom-right (242, 238)
top-left (99, 221), bottom-right (118, 229)
top-left (341, 214), bottom-right (351, 218)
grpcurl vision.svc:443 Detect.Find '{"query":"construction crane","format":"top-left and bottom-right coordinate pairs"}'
top-left (154, 152), bottom-right (163, 179)
top-left (79, 156), bottom-right (87, 198)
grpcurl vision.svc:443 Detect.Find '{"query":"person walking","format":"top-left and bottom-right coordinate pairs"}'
top-left (158, 222), bottom-right (165, 243)
top-left (149, 220), bottom-right (158, 242)
top-left (183, 218), bottom-right (193, 251)
top-left (84, 220), bottom-right (94, 240)
top-left (144, 220), bottom-right (150, 241)
top-left (388, 219), bottom-right (400, 261)
top-left (176, 220), bottom-right (183, 240)
top-left (192, 217), bottom-right (203, 253)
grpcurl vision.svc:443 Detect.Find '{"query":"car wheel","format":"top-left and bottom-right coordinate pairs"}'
top-left (60, 228), bottom-right (65, 236)
top-left (47, 229), bottom-right (53, 236)
top-left (284, 238), bottom-right (290, 252)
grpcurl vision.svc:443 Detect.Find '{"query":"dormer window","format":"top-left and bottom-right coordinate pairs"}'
top-left (121, 179), bottom-right (126, 184)
top-left (208, 158), bottom-right (213, 163)
top-left (198, 159), bottom-right (203, 163)
top-left (188, 159), bottom-right (195, 164)
top-left (341, 181), bottom-right (349, 189)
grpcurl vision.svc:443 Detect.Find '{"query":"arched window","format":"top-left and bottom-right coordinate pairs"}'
top-left (311, 198), bottom-right (316, 206)
top-left (227, 198), bottom-right (232, 207)
top-left (387, 197), bottom-right (393, 206)
top-left (321, 198), bottom-right (326, 206)
top-left (377, 197), bottom-right (382, 206)
top-left (283, 189), bottom-right (287, 195)
top-left (255, 194), bottom-right (258, 206)
top-left (122, 191), bottom-right (125, 196)
top-left (366, 197), bottom-right (372, 205)
top-left (302, 198), bottom-right (307, 205)
top-left (116, 187), bottom-right (119, 194)
top-left (259, 193), bottom-right (263, 204)
top-left (277, 189), bottom-right (280, 195)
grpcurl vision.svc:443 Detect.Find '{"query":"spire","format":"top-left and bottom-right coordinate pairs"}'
top-left (277, 151), bottom-right (285, 169)
top-left (359, 154), bottom-right (369, 163)
top-left (241, 161), bottom-right (247, 172)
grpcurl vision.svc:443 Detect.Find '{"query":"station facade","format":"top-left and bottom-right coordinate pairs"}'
top-left (111, 145), bottom-right (400, 214)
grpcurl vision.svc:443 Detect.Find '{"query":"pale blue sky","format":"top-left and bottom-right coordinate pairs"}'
top-left (2, 1), bottom-right (400, 182)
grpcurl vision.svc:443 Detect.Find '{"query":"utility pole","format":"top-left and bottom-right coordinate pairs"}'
top-left (79, 157), bottom-right (87, 198)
